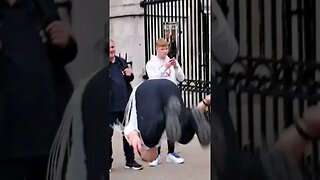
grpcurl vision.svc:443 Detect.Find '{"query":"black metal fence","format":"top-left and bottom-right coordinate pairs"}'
top-left (216, 0), bottom-right (319, 179)
top-left (140, 0), bottom-right (211, 108)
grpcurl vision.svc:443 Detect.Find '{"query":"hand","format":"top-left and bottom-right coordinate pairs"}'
top-left (164, 60), bottom-right (173, 69)
top-left (126, 131), bottom-right (158, 162)
top-left (204, 95), bottom-right (211, 106)
top-left (171, 57), bottom-right (177, 68)
top-left (127, 131), bottom-right (142, 155)
top-left (123, 68), bottom-right (132, 76)
top-left (301, 105), bottom-right (320, 139)
top-left (46, 21), bottom-right (70, 48)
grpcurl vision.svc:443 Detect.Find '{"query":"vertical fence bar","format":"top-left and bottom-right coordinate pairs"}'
top-left (185, 0), bottom-right (190, 107)
top-left (259, 0), bottom-right (265, 58)
top-left (190, 0), bottom-right (194, 106)
top-left (194, 0), bottom-right (199, 105)
top-left (181, 0), bottom-right (187, 102)
top-left (270, 0), bottom-right (280, 144)
top-left (259, 0), bottom-right (267, 149)
top-left (156, 3), bottom-right (160, 40)
top-left (271, 0), bottom-right (277, 58)
top-left (245, 0), bottom-right (254, 150)
top-left (197, 0), bottom-right (203, 101)
top-left (297, 0), bottom-right (303, 63)
top-left (236, 92), bottom-right (243, 146)
top-left (282, 0), bottom-right (294, 129)
top-left (150, 3), bottom-right (155, 55)
top-left (143, 1), bottom-right (149, 65)
top-left (234, 0), bottom-right (240, 41)
top-left (205, 0), bottom-right (210, 92)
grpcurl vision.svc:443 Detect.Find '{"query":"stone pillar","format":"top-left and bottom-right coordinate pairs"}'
top-left (110, 0), bottom-right (145, 87)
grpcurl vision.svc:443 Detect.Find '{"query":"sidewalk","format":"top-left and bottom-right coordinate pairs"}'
top-left (110, 131), bottom-right (210, 180)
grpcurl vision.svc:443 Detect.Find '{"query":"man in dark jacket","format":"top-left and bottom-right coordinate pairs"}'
top-left (108, 40), bottom-right (142, 171)
top-left (0, 0), bottom-right (77, 179)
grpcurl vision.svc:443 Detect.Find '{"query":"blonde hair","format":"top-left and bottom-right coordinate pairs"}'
top-left (156, 38), bottom-right (168, 48)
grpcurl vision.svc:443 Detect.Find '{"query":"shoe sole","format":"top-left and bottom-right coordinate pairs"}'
top-left (166, 158), bottom-right (184, 164)
top-left (124, 166), bottom-right (144, 170)
top-left (191, 108), bottom-right (211, 146)
top-left (164, 96), bottom-right (182, 143)
top-left (149, 161), bottom-right (161, 167)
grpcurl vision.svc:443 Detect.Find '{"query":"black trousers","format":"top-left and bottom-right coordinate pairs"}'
top-left (135, 79), bottom-right (196, 148)
top-left (0, 156), bottom-right (48, 180)
top-left (108, 111), bottom-right (135, 167)
top-left (158, 140), bottom-right (175, 154)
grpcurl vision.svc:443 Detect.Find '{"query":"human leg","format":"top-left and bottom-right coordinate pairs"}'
top-left (117, 112), bottom-right (143, 170)
top-left (166, 140), bottom-right (184, 164)
top-left (167, 141), bottom-right (175, 154)
top-left (148, 146), bottom-right (162, 167)
top-left (135, 84), bottom-right (166, 148)
top-left (117, 112), bottom-right (134, 162)
top-left (177, 106), bottom-right (210, 146)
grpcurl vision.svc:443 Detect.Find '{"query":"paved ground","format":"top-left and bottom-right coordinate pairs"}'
top-left (110, 131), bottom-right (210, 180)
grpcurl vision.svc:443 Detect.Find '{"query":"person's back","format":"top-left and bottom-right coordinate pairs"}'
top-left (136, 79), bottom-right (180, 103)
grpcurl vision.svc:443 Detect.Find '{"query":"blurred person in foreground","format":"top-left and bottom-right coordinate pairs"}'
top-left (0, 0), bottom-right (77, 179)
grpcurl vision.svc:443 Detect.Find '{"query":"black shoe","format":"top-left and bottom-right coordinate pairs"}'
top-left (191, 108), bottom-right (210, 146)
top-left (124, 160), bottom-right (143, 170)
top-left (164, 96), bottom-right (181, 143)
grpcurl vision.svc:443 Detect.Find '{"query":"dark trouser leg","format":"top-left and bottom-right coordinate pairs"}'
top-left (138, 112), bottom-right (165, 148)
top-left (0, 156), bottom-right (48, 180)
top-left (177, 107), bottom-right (197, 145)
top-left (25, 156), bottom-right (48, 180)
top-left (0, 159), bottom-right (26, 180)
top-left (122, 135), bottom-right (135, 162)
top-left (136, 86), bottom-right (166, 148)
top-left (167, 140), bottom-right (175, 153)
top-left (116, 112), bottom-right (135, 162)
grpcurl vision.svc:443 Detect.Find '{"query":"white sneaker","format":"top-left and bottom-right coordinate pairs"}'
top-left (166, 152), bottom-right (184, 164)
top-left (149, 155), bottom-right (161, 167)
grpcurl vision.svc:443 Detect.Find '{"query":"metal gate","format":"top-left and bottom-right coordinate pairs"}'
top-left (215, 0), bottom-right (319, 179)
top-left (140, 0), bottom-right (212, 108)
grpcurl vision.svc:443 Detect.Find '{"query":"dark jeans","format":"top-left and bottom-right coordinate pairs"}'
top-left (135, 79), bottom-right (196, 148)
top-left (0, 156), bottom-right (48, 180)
top-left (108, 111), bottom-right (135, 168)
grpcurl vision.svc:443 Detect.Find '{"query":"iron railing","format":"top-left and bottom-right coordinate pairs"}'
top-left (216, 0), bottom-right (319, 179)
top-left (141, 0), bottom-right (211, 108)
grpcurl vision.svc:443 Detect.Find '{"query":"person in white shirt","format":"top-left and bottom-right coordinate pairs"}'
top-left (123, 79), bottom-right (211, 163)
top-left (145, 38), bottom-right (185, 166)
top-left (146, 38), bottom-right (184, 84)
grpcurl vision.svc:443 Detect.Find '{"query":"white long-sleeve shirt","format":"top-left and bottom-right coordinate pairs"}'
top-left (146, 55), bottom-right (185, 85)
